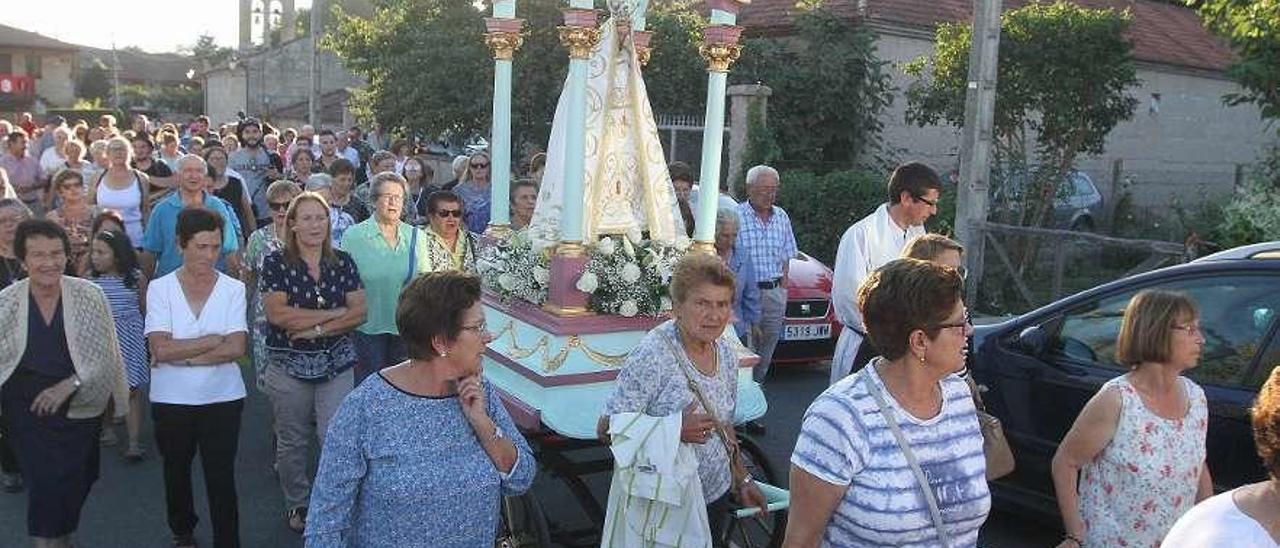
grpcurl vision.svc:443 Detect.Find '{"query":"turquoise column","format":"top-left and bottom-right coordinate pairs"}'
top-left (484, 3), bottom-right (523, 236)
top-left (556, 5), bottom-right (600, 251)
top-left (692, 7), bottom-right (744, 253)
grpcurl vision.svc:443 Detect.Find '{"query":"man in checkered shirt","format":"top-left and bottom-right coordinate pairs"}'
top-left (734, 165), bottom-right (797, 396)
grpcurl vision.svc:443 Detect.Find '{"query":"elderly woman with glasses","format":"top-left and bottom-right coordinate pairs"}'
top-left (262, 192), bottom-right (368, 533)
top-left (422, 190), bottom-right (476, 273)
top-left (340, 172), bottom-right (430, 386)
top-left (305, 271), bottom-right (535, 546)
top-left (452, 152), bottom-right (491, 234)
top-left (713, 207), bottom-right (759, 347)
top-left (786, 258), bottom-right (989, 547)
top-left (1051, 289), bottom-right (1211, 548)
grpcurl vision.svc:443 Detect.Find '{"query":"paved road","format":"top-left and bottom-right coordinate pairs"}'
top-left (0, 362), bottom-right (1059, 547)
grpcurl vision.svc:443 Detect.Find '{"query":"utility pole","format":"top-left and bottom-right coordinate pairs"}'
top-left (955, 0), bottom-right (1001, 303)
top-left (309, 0), bottom-right (323, 126)
top-left (110, 42), bottom-right (121, 110)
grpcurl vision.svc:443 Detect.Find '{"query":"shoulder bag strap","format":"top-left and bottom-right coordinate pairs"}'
top-left (404, 226), bottom-right (419, 286)
top-left (662, 333), bottom-right (738, 460)
top-left (861, 372), bottom-right (950, 548)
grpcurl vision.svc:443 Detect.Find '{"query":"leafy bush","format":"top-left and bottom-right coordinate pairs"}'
top-left (778, 170), bottom-right (884, 265)
top-left (1213, 146), bottom-right (1280, 249)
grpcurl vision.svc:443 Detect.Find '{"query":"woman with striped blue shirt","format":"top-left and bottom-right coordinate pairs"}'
top-left (785, 258), bottom-right (990, 547)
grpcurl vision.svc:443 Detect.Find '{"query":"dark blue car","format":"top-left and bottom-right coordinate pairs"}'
top-left (969, 242), bottom-right (1280, 516)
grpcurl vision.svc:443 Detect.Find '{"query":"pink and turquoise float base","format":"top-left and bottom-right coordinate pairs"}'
top-left (482, 293), bottom-right (769, 440)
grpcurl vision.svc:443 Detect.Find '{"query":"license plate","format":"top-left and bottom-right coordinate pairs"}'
top-left (784, 323), bottom-right (831, 341)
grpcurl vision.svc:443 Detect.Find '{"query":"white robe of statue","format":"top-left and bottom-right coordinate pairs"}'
top-left (529, 3), bottom-right (684, 251)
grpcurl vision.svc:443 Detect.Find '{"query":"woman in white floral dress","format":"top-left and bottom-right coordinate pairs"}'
top-left (1052, 289), bottom-right (1212, 548)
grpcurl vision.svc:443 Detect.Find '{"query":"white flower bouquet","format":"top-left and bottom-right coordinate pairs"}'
top-left (579, 235), bottom-right (685, 317)
top-left (476, 230), bottom-right (551, 305)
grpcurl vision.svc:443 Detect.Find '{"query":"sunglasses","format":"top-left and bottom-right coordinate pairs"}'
top-left (471, 163), bottom-right (489, 169)
top-left (269, 201), bottom-right (291, 212)
top-left (435, 209), bottom-right (463, 218)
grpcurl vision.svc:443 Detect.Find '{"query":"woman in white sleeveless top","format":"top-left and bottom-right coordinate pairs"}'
top-left (89, 137), bottom-right (150, 248)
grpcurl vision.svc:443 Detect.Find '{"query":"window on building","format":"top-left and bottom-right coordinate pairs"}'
top-left (24, 55), bottom-right (41, 78)
top-left (0, 54), bottom-right (12, 74)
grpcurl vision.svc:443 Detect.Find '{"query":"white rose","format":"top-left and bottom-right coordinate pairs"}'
top-left (597, 237), bottom-right (616, 256)
top-left (620, 262), bottom-right (642, 283)
top-left (533, 267), bottom-right (550, 285)
top-left (576, 271), bottom-right (599, 293)
top-left (660, 296), bottom-right (672, 311)
top-left (674, 236), bottom-right (693, 251)
top-left (498, 273), bottom-right (515, 290)
top-left (622, 236), bottom-right (636, 257)
top-left (626, 227), bottom-right (643, 245)
top-left (618, 300), bottom-right (639, 317)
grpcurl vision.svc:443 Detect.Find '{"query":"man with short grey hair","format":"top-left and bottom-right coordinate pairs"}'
top-left (735, 165), bottom-right (796, 411)
top-left (141, 154), bottom-right (243, 278)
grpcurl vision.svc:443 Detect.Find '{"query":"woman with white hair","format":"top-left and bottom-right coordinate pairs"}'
top-left (89, 136), bottom-right (150, 248)
top-left (714, 207), bottom-right (759, 346)
top-left (38, 127), bottom-right (72, 177)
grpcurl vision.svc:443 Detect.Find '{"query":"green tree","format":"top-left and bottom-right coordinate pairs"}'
top-left (184, 34), bottom-right (234, 71)
top-left (325, 0), bottom-right (706, 151)
top-left (732, 8), bottom-right (895, 173)
top-left (904, 1), bottom-right (1139, 229)
top-left (76, 57), bottom-right (111, 102)
top-left (1189, 0), bottom-right (1280, 122)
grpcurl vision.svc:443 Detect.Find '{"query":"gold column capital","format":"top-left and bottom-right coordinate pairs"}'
top-left (699, 42), bottom-right (742, 72)
top-left (689, 241), bottom-right (717, 255)
top-left (484, 31), bottom-right (524, 60)
top-left (558, 25), bottom-right (602, 60)
top-left (555, 241), bottom-right (587, 258)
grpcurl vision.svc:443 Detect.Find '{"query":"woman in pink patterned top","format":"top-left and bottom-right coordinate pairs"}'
top-left (1052, 289), bottom-right (1212, 548)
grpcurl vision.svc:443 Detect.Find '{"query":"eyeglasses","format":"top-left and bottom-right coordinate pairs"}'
top-left (470, 163), bottom-right (489, 169)
top-left (913, 194), bottom-right (938, 208)
top-left (932, 311), bottom-right (972, 331)
top-left (461, 321), bottom-right (488, 334)
top-left (1171, 322), bottom-right (1202, 335)
top-left (268, 201), bottom-right (290, 212)
top-left (954, 266), bottom-right (968, 281)
top-left (435, 209), bottom-right (463, 218)
top-left (376, 194), bottom-right (405, 204)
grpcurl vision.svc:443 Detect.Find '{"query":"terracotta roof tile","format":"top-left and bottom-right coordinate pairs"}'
top-left (738, 0), bottom-right (1234, 72)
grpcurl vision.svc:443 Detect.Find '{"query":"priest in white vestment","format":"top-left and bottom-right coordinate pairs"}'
top-left (830, 163), bottom-right (944, 385)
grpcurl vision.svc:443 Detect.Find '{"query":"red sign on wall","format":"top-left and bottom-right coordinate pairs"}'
top-left (0, 74), bottom-right (35, 95)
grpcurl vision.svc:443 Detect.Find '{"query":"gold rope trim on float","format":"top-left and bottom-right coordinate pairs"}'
top-left (491, 321), bottom-right (629, 372)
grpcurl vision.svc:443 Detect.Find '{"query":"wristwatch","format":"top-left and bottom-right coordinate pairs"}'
top-left (314, 324), bottom-right (325, 336)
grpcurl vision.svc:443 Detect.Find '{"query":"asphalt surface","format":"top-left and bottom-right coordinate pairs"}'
top-left (0, 362), bottom-right (1059, 547)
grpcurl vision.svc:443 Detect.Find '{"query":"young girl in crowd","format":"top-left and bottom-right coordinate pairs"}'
top-left (89, 229), bottom-right (151, 461)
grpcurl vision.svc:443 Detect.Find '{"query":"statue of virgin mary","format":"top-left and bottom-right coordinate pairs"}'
top-left (528, 0), bottom-right (685, 250)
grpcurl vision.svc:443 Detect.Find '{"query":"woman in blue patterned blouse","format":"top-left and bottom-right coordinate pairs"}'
top-left (305, 271), bottom-right (535, 547)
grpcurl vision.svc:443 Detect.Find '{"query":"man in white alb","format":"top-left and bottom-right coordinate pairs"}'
top-left (829, 162), bottom-right (943, 385)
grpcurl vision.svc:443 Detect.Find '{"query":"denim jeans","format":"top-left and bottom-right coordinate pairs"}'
top-left (352, 332), bottom-right (407, 387)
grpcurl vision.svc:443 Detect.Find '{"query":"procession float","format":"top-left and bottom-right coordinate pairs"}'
top-left (468, 0), bottom-right (789, 544)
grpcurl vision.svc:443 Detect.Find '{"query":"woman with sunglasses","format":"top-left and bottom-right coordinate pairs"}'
top-left (46, 170), bottom-right (100, 276)
top-left (244, 180), bottom-right (302, 391)
top-left (452, 152), bottom-right (492, 234)
top-left (422, 190), bottom-right (477, 272)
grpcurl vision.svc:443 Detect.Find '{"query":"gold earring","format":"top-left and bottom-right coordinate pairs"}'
top-left (919, 354), bottom-right (927, 366)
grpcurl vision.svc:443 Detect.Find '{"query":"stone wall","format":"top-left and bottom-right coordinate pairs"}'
top-left (204, 36), bottom-right (364, 127)
top-left (872, 28), bottom-right (1275, 213)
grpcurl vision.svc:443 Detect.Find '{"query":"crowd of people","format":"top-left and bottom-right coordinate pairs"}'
top-left (0, 111), bottom-right (540, 548)
top-left (0, 107), bottom-right (1275, 548)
